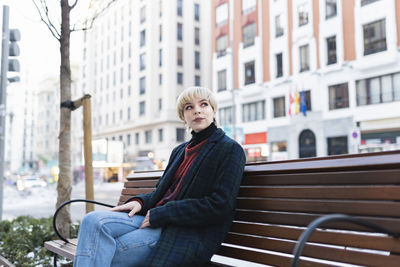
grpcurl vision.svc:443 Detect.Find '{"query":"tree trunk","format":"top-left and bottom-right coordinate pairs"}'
top-left (56, 0), bottom-right (72, 238)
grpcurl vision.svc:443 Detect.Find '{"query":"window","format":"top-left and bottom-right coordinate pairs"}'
top-left (273, 97), bottom-right (286, 118)
top-left (275, 15), bottom-right (284, 38)
top-left (127, 134), bottom-right (131, 146)
top-left (128, 64), bottom-right (131, 80)
top-left (325, 0), bottom-right (337, 19)
top-left (217, 70), bottom-right (227, 91)
top-left (177, 47), bottom-right (183, 66)
top-left (242, 101), bottom-right (265, 122)
top-left (177, 72), bottom-right (183, 84)
top-left (216, 35), bottom-right (228, 57)
top-left (159, 73), bottom-right (162, 85)
top-left (127, 107), bottom-right (131, 120)
top-left (177, 0), bottom-right (182, 16)
top-left (158, 129), bottom-right (163, 142)
top-left (194, 27), bottom-right (200, 45)
top-left (195, 51), bottom-right (200, 69)
top-left (298, 4), bottom-right (309, 26)
top-left (326, 36), bottom-right (337, 65)
top-left (216, 3), bottom-right (228, 26)
top-left (159, 0), bottom-right (162, 17)
top-left (128, 85), bottom-right (131, 96)
top-left (244, 61), bottom-right (255, 85)
top-left (328, 83), bottom-right (349, 110)
top-left (276, 53), bottom-right (283, 78)
top-left (145, 130), bottom-right (152, 144)
top-left (120, 109), bottom-right (123, 120)
top-left (177, 23), bottom-right (183, 41)
top-left (327, 136), bottom-right (348, 155)
top-left (219, 106), bottom-right (233, 125)
top-left (140, 77), bottom-right (146, 95)
top-left (139, 101), bottom-right (145, 115)
top-left (159, 49), bottom-right (162, 67)
top-left (195, 75), bottom-right (201, 86)
top-left (242, 23), bottom-right (256, 48)
top-left (363, 19), bottom-right (386, 55)
top-left (299, 44), bottom-right (310, 72)
top-left (158, 98), bottom-right (162, 111)
top-left (140, 30), bottom-right (146, 46)
top-left (361, 0), bottom-right (380, 6)
top-left (176, 128), bottom-right (185, 142)
top-left (135, 133), bottom-right (139, 145)
top-left (356, 72), bottom-right (400, 106)
top-left (140, 6), bottom-right (146, 23)
top-left (159, 25), bottom-right (162, 42)
top-left (139, 53), bottom-right (146, 70)
top-left (242, 0), bottom-right (256, 14)
top-left (194, 3), bottom-right (200, 21)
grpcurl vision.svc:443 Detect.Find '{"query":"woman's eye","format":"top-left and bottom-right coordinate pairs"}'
top-left (185, 106), bottom-right (192, 110)
top-left (201, 102), bottom-right (208, 107)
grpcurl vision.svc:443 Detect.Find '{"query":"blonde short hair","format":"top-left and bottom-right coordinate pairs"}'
top-left (176, 87), bottom-right (218, 126)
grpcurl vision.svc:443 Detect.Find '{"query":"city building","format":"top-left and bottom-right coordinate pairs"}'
top-left (212, 0), bottom-right (400, 161)
top-left (80, 0), bottom-right (211, 177)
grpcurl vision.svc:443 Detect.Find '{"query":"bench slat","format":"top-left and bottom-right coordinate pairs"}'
top-left (234, 210), bottom-right (400, 232)
top-left (121, 188), bottom-right (154, 195)
top-left (237, 198), bottom-right (400, 217)
top-left (242, 169), bottom-right (400, 185)
top-left (124, 180), bottom-right (158, 188)
top-left (238, 185), bottom-right (400, 200)
top-left (225, 233), bottom-right (400, 266)
top-left (44, 239), bottom-right (77, 260)
top-left (230, 222), bottom-right (400, 253)
top-left (216, 245), bottom-right (331, 267)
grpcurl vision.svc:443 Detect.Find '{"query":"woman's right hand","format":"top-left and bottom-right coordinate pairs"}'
top-left (110, 200), bottom-right (142, 217)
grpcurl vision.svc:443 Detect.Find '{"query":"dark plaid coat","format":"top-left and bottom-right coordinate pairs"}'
top-left (134, 128), bottom-right (246, 266)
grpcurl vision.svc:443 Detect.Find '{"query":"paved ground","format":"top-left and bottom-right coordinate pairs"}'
top-left (2, 180), bottom-right (123, 222)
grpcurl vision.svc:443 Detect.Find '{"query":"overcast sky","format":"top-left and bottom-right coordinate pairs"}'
top-left (3, 0), bottom-right (85, 84)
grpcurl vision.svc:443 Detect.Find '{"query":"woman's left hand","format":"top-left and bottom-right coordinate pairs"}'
top-left (140, 211), bottom-right (151, 228)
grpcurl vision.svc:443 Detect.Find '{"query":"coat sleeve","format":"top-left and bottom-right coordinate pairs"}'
top-left (149, 141), bottom-right (246, 228)
top-left (124, 143), bottom-right (184, 214)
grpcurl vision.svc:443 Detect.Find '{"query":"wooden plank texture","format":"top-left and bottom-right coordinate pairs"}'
top-left (236, 198), bottom-right (400, 217)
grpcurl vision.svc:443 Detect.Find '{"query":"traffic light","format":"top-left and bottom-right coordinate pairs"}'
top-left (8, 29), bottom-right (20, 72)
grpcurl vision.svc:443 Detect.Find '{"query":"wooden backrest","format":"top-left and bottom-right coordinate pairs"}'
top-left (120, 151), bottom-right (400, 266)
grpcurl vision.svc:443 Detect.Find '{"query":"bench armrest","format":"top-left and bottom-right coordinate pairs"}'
top-left (53, 199), bottom-right (115, 243)
top-left (291, 214), bottom-right (400, 267)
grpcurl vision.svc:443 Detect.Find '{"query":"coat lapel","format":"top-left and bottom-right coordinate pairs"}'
top-left (152, 143), bottom-right (187, 202)
top-left (177, 128), bottom-right (225, 198)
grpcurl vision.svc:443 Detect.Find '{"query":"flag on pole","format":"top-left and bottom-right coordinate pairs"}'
top-left (288, 91), bottom-right (294, 116)
top-left (300, 90), bottom-right (307, 116)
top-left (295, 90), bottom-right (300, 114)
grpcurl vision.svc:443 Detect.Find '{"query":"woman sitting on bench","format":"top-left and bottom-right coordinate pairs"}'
top-left (74, 87), bottom-right (246, 266)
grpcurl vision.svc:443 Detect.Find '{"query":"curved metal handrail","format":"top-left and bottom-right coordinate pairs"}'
top-left (53, 199), bottom-right (115, 243)
top-left (291, 214), bottom-right (400, 267)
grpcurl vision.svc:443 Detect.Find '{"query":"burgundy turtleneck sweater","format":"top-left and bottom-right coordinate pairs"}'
top-left (155, 123), bottom-right (217, 207)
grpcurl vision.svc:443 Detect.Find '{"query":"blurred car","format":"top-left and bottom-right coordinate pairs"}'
top-left (17, 176), bottom-right (47, 191)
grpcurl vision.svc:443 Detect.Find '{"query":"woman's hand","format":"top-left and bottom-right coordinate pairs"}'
top-left (140, 211), bottom-right (151, 228)
top-left (110, 200), bottom-right (142, 217)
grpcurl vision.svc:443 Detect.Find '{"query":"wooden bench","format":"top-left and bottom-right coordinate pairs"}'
top-left (45, 150), bottom-right (400, 266)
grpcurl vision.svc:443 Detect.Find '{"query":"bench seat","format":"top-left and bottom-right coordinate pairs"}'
top-left (45, 150), bottom-right (400, 266)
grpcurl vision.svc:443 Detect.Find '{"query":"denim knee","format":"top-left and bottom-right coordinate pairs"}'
top-left (81, 211), bottom-right (108, 229)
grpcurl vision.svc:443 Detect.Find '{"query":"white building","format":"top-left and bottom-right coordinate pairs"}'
top-left (80, 0), bottom-right (211, 174)
top-left (212, 0), bottom-right (400, 161)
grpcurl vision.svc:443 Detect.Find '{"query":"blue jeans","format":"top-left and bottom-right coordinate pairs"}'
top-left (74, 211), bottom-right (162, 267)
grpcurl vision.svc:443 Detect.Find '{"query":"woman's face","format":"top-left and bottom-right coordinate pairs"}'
top-left (183, 96), bottom-right (216, 133)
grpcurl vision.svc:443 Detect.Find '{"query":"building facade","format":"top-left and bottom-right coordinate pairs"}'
top-left (80, 0), bottom-right (211, 172)
top-left (212, 0), bottom-right (400, 161)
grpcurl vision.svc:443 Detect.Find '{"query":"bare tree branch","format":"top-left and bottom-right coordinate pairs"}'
top-left (70, 0), bottom-right (79, 10)
top-left (32, 0), bottom-right (61, 40)
top-left (83, 0), bottom-right (118, 30)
